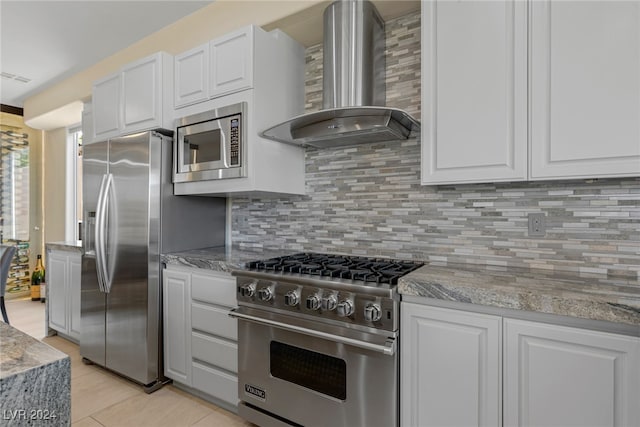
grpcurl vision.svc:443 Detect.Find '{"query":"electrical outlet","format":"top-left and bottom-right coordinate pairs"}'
top-left (528, 213), bottom-right (546, 237)
top-left (233, 215), bottom-right (249, 227)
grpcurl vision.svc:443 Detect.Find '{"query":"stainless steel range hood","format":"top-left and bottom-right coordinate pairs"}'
top-left (260, 0), bottom-right (420, 148)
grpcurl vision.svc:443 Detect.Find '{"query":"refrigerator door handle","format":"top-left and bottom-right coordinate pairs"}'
top-left (95, 173), bottom-right (110, 293)
top-left (102, 173), bottom-right (114, 294)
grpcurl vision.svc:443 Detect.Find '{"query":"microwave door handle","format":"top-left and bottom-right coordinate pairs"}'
top-left (221, 128), bottom-right (230, 168)
top-left (229, 308), bottom-right (396, 356)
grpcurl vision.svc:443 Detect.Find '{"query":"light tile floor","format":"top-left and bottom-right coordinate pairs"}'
top-left (5, 298), bottom-right (252, 426)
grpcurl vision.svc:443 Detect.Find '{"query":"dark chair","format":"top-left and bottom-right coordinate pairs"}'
top-left (0, 245), bottom-right (18, 324)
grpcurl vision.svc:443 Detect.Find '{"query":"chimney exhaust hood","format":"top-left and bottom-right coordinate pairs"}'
top-left (260, 0), bottom-right (420, 149)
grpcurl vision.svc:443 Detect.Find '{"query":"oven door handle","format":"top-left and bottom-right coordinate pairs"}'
top-left (229, 308), bottom-right (396, 356)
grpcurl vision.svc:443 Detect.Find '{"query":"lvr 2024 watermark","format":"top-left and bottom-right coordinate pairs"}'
top-left (2, 409), bottom-right (58, 421)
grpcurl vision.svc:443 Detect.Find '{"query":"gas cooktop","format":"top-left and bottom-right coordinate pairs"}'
top-left (245, 252), bottom-right (423, 285)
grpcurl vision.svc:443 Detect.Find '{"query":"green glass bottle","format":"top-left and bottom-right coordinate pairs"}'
top-left (31, 254), bottom-right (44, 301)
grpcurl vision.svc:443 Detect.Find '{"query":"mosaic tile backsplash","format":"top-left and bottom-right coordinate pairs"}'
top-left (231, 11), bottom-right (640, 279)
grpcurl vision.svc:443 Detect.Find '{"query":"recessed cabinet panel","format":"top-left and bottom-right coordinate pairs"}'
top-left (48, 254), bottom-right (68, 332)
top-left (175, 44), bottom-right (209, 108)
top-left (68, 256), bottom-right (82, 340)
top-left (530, 0), bottom-right (640, 179)
top-left (93, 74), bottom-right (121, 139)
top-left (504, 318), bottom-right (640, 426)
top-left (209, 27), bottom-right (253, 98)
top-left (48, 250), bottom-right (81, 342)
top-left (421, 0), bottom-right (527, 184)
top-left (401, 303), bottom-right (502, 427)
top-left (163, 269), bottom-right (192, 385)
top-left (122, 56), bottom-right (159, 131)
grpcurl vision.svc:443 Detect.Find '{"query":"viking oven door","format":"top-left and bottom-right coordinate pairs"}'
top-left (232, 306), bottom-right (398, 427)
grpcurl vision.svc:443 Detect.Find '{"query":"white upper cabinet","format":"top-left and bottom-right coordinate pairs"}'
top-left (172, 26), bottom-right (306, 196)
top-left (92, 52), bottom-right (173, 139)
top-left (529, 0), bottom-right (640, 179)
top-left (422, 0), bottom-right (528, 184)
top-left (174, 26), bottom-right (264, 110)
top-left (421, 0), bottom-right (640, 185)
top-left (92, 73), bottom-right (121, 140)
top-left (209, 26), bottom-right (253, 98)
top-left (174, 43), bottom-right (209, 108)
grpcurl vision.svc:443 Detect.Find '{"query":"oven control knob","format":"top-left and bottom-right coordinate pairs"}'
top-left (364, 303), bottom-right (382, 322)
top-left (321, 295), bottom-right (338, 311)
top-left (239, 283), bottom-right (256, 298)
top-left (306, 295), bottom-right (321, 311)
top-left (257, 287), bottom-right (273, 302)
top-left (284, 291), bottom-right (299, 307)
top-left (336, 300), bottom-right (354, 317)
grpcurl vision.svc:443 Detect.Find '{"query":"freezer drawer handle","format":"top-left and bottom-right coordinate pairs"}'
top-left (229, 308), bottom-right (396, 356)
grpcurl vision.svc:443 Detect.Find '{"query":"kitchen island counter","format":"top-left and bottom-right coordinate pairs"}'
top-left (45, 241), bottom-right (82, 253)
top-left (0, 322), bottom-right (71, 425)
top-left (399, 263), bottom-right (640, 328)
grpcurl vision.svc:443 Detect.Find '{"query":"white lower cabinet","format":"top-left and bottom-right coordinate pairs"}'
top-left (401, 302), bottom-right (640, 427)
top-left (47, 249), bottom-right (81, 342)
top-left (163, 266), bottom-right (238, 408)
top-left (503, 318), bottom-right (640, 427)
top-left (401, 303), bottom-right (502, 427)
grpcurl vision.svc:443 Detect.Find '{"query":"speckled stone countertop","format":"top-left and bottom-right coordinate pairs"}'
top-left (399, 263), bottom-right (640, 326)
top-left (161, 247), bottom-right (640, 327)
top-left (0, 322), bottom-right (71, 425)
top-left (46, 241), bottom-right (82, 253)
top-left (0, 322), bottom-right (68, 378)
top-left (161, 246), bottom-right (295, 273)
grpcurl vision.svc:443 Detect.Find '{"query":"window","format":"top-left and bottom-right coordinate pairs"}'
top-left (1, 125), bottom-right (31, 292)
top-left (67, 126), bottom-right (83, 242)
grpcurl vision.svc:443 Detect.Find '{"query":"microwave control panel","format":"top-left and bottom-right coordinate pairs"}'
top-left (230, 118), bottom-right (240, 166)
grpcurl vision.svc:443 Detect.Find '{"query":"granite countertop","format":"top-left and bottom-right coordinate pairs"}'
top-left (46, 241), bottom-right (83, 253)
top-left (161, 246), bottom-right (640, 327)
top-left (399, 263), bottom-right (640, 326)
top-left (0, 322), bottom-right (69, 379)
top-left (161, 246), bottom-right (296, 273)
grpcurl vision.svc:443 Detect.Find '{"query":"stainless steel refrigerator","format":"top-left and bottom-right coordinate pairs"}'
top-left (81, 130), bottom-right (225, 392)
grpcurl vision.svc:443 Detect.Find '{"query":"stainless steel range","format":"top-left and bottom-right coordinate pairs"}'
top-left (230, 252), bottom-right (423, 427)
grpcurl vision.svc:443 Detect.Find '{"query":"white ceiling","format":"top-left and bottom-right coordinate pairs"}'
top-left (0, 0), bottom-right (213, 108)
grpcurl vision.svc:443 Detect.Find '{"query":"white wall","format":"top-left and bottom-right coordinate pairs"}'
top-left (23, 0), bottom-right (324, 122)
top-left (43, 127), bottom-right (67, 244)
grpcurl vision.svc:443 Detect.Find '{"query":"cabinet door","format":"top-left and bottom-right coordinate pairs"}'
top-left (92, 73), bottom-right (121, 139)
top-left (68, 254), bottom-right (82, 341)
top-left (504, 318), bottom-right (640, 426)
top-left (163, 269), bottom-right (192, 385)
top-left (121, 53), bottom-right (161, 133)
top-left (175, 43), bottom-right (209, 108)
top-left (401, 303), bottom-right (502, 427)
top-left (421, 0), bottom-right (527, 184)
top-left (209, 26), bottom-right (253, 98)
top-left (530, 1), bottom-right (640, 179)
top-left (48, 252), bottom-right (68, 333)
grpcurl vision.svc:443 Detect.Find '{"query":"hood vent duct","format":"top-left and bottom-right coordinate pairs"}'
top-left (260, 0), bottom-right (420, 148)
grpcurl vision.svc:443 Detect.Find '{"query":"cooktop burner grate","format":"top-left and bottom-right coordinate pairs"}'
top-left (245, 252), bottom-right (423, 285)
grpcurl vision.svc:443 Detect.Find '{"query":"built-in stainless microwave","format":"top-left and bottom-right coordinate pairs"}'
top-left (173, 102), bottom-right (247, 182)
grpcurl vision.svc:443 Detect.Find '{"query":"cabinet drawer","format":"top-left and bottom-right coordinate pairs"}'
top-left (191, 272), bottom-right (236, 307)
top-left (191, 303), bottom-right (237, 340)
top-left (192, 362), bottom-right (238, 407)
top-left (192, 331), bottom-right (237, 373)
